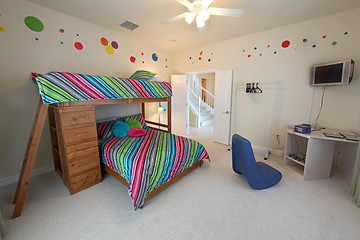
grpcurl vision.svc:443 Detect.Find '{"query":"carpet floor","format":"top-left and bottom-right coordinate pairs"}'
top-left (1, 138), bottom-right (359, 240)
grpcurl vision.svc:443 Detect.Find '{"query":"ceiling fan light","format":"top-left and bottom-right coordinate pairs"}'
top-left (196, 16), bottom-right (205, 28)
top-left (185, 12), bottom-right (196, 24)
top-left (199, 10), bottom-right (210, 21)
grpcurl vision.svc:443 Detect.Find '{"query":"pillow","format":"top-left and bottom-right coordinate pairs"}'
top-left (112, 121), bottom-right (130, 138)
top-left (118, 113), bottom-right (148, 129)
top-left (97, 120), bottom-right (116, 139)
top-left (129, 70), bottom-right (156, 81)
top-left (128, 128), bottom-right (147, 138)
top-left (127, 120), bottom-right (142, 129)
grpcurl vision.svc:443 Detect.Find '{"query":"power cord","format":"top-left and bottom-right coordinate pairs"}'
top-left (312, 86), bottom-right (326, 132)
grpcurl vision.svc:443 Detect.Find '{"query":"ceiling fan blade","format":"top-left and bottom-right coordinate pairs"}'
top-left (161, 12), bottom-right (187, 24)
top-left (175, 0), bottom-right (192, 9)
top-left (209, 8), bottom-right (244, 17)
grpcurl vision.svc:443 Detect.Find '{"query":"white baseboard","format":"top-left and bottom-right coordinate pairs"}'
top-left (252, 145), bottom-right (284, 157)
top-left (0, 165), bottom-right (54, 188)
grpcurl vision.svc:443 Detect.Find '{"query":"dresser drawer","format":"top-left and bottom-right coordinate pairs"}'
top-left (66, 140), bottom-right (99, 161)
top-left (67, 154), bottom-right (100, 176)
top-left (63, 124), bottom-right (97, 144)
top-left (70, 168), bottom-right (101, 194)
top-left (60, 109), bottom-right (95, 127)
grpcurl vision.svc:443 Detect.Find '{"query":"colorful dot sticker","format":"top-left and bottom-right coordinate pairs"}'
top-left (211, 53), bottom-right (213, 55)
top-left (105, 45), bottom-right (115, 55)
top-left (344, 32), bottom-right (348, 35)
top-left (247, 54), bottom-right (251, 58)
top-left (303, 39), bottom-right (308, 43)
top-left (267, 45), bottom-right (270, 48)
top-left (142, 61), bottom-right (144, 64)
top-left (312, 44), bottom-right (316, 48)
top-left (152, 53), bottom-right (158, 61)
top-left (24, 16), bottom-right (44, 32)
top-left (281, 40), bottom-right (290, 48)
top-left (74, 42), bottom-right (83, 50)
top-left (200, 51), bottom-right (203, 55)
top-left (35, 37), bottom-right (39, 41)
top-left (254, 47), bottom-right (257, 50)
top-left (60, 41), bottom-right (64, 44)
top-left (0, 27), bottom-right (5, 32)
top-left (294, 48), bottom-right (297, 50)
top-left (322, 35), bottom-right (326, 39)
top-left (332, 41), bottom-right (337, 46)
top-left (189, 57), bottom-right (192, 59)
top-left (208, 59), bottom-right (211, 62)
top-left (199, 57), bottom-right (202, 61)
top-left (111, 41), bottom-right (118, 49)
top-left (130, 56), bottom-right (136, 63)
top-left (100, 37), bottom-right (108, 46)
top-left (243, 49), bottom-right (245, 52)
top-left (259, 53), bottom-right (262, 56)
top-left (274, 51), bottom-right (277, 54)
top-left (76, 33), bottom-right (79, 36)
top-left (59, 29), bottom-right (64, 33)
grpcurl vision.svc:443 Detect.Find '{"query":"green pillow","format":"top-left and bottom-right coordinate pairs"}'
top-left (127, 120), bottom-right (142, 129)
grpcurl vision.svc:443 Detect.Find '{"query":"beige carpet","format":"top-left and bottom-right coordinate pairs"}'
top-left (1, 137), bottom-right (360, 240)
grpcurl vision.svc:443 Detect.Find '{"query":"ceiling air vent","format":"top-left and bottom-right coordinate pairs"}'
top-left (120, 21), bottom-right (139, 30)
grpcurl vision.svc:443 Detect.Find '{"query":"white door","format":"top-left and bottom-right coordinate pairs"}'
top-left (214, 70), bottom-right (233, 145)
top-left (171, 75), bottom-right (188, 136)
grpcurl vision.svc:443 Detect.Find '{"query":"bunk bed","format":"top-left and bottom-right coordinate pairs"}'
top-left (12, 72), bottom-right (209, 218)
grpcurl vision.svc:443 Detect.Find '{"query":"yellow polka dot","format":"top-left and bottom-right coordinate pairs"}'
top-left (0, 27), bottom-right (5, 32)
top-left (294, 48), bottom-right (297, 50)
top-left (105, 45), bottom-right (115, 55)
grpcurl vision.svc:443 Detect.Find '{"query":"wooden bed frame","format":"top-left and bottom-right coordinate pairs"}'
top-left (12, 96), bottom-right (204, 218)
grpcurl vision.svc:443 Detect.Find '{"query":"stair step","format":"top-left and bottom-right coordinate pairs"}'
top-left (200, 119), bottom-right (214, 127)
top-left (200, 115), bottom-right (213, 121)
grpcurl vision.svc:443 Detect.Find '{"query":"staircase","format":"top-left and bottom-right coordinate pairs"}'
top-left (188, 83), bottom-right (215, 127)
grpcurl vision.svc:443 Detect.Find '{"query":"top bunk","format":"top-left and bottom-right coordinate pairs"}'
top-left (32, 71), bottom-right (172, 107)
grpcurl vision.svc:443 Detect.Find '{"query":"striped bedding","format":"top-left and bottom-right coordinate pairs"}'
top-left (33, 72), bottom-right (172, 104)
top-left (99, 128), bottom-right (209, 210)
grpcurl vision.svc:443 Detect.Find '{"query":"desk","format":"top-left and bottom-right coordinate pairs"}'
top-left (284, 127), bottom-right (358, 183)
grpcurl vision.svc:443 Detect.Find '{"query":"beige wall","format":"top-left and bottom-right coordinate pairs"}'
top-left (197, 73), bottom-right (215, 95)
top-left (0, 0), bottom-right (174, 179)
top-left (174, 8), bottom-right (360, 148)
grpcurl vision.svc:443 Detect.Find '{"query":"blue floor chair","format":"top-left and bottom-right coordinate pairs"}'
top-left (232, 134), bottom-right (282, 190)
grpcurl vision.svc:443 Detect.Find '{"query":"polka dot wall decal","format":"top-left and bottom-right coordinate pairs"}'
top-left (142, 61), bottom-right (144, 64)
top-left (0, 27), bottom-right (5, 32)
top-left (189, 57), bottom-right (192, 59)
top-left (24, 16), bottom-right (44, 32)
top-left (111, 41), bottom-right (118, 49)
top-left (259, 53), bottom-right (262, 56)
top-left (312, 44), bottom-right (316, 48)
top-left (152, 53), bottom-right (158, 61)
top-left (59, 29), bottom-right (64, 33)
top-left (35, 37), bottom-right (39, 41)
top-left (200, 51), bottom-right (203, 55)
top-left (105, 45), bottom-right (115, 55)
top-left (74, 42), bottom-right (83, 50)
top-left (165, 59), bottom-right (167, 61)
top-left (130, 56), bottom-right (136, 63)
top-left (211, 53), bottom-right (213, 55)
top-left (76, 33), bottom-right (79, 36)
top-left (267, 45), bottom-right (270, 48)
top-left (344, 32), bottom-right (348, 35)
top-left (303, 38), bottom-right (308, 43)
top-left (322, 35), bottom-right (327, 39)
top-left (100, 37), bottom-right (108, 46)
top-left (60, 41), bottom-right (64, 44)
top-left (254, 47), bottom-right (257, 50)
top-left (199, 57), bottom-right (202, 61)
top-left (247, 54), bottom-right (251, 58)
top-left (332, 41), bottom-right (337, 46)
top-left (294, 48), bottom-right (297, 50)
top-left (274, 51), bottom-right (277, 54)
top-left (281, 40), bottom-right (290, 48)
top-left (208, 59), bottom-right (211, 62)
top-left (243, 49), bottom-right (245, 52)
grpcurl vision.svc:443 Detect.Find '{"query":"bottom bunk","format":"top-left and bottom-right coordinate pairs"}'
top-left (97, 114), bottom-right (210, 210)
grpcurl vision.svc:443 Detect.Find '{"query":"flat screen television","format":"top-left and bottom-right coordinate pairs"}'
top-left (311, 59), bottom-right (354, 86)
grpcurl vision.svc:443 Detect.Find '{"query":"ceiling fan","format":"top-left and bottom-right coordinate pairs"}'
top-left (161, 0), bottom-right (244, 28)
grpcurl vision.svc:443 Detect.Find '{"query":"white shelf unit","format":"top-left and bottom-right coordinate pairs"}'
top-left (283, 127), bottom-right (358, 181)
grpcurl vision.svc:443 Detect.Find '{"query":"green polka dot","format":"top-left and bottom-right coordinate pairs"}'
top-left (60, 41), bottom-right (64, 44)
top-left (332, 41), bottom-right (337, 46)
top-left (243, 49), bottom-right (245, 52)
top-left (24, 16), bottom-right (44, 32)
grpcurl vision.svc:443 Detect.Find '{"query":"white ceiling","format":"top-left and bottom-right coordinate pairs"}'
top-left (28, 0), bottom-right (360, 51)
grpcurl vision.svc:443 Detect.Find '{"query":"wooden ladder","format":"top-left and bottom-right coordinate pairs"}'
top-left (12, 98), bottom-right (49, 218)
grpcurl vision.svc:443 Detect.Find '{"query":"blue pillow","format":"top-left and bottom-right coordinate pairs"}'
top-left (112, 121), bottom-right (130, 138)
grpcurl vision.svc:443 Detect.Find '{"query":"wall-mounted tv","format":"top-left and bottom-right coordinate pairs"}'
top-left (311, 59), bottom-right (354, 86)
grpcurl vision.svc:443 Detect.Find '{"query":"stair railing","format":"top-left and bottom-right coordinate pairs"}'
top-left (198, 85), bottom-right (215, 109)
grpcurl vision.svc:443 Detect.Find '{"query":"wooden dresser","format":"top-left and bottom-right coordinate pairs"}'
top-left (48, 105), bottom-right (102, 194)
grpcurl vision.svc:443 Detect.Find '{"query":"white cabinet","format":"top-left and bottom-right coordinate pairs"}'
top-left (284, 127), bottom-right (358, 182)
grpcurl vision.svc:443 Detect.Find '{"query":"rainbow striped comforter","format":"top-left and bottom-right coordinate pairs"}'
top-left (99, 128), bottom-right (209, 210)
top-left (33, 72), bottom-right (172, 104)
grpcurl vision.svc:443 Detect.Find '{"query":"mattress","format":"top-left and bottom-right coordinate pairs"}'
top-left (33, 72), bottom-right (172, 104)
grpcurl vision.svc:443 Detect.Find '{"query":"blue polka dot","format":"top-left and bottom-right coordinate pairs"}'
top-left (312, 44), bottom-right (316, 48)
top-left (35, 37), bottom-right (39, 41)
